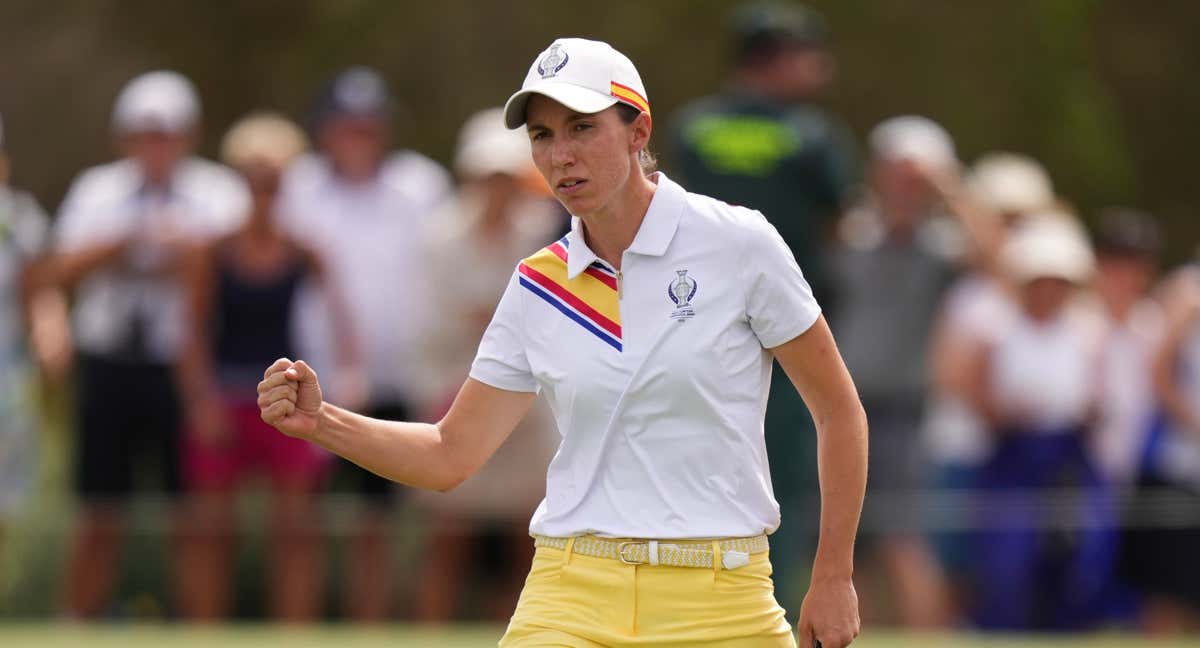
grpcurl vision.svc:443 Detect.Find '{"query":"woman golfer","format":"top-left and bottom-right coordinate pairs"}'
top-left (258, 38), bottom-right (866, 647)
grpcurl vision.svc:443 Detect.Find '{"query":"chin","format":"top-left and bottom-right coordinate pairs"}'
top-left (559, 193), bottom-right (597, 215)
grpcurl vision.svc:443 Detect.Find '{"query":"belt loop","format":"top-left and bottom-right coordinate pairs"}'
top-left (711, 540), bottom-right (722, 576)
top-left (563, 537), bottom-right (576, 566)
top-left (648, 540), bottom-right (659, 566)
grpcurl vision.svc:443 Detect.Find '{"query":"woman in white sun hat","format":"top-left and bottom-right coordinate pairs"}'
top-left (959, 215), bottom-right (1118, 630)
top-left (257, 37), bottom-right (867, 647)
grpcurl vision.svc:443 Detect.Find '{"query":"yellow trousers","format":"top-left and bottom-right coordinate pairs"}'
top-left (500, 542), bottom-right (797, 647)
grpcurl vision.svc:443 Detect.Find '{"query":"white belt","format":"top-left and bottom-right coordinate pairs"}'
top-left (534, 534), bottom-right (768, 570)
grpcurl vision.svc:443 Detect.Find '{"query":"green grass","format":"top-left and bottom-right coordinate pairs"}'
top-left (1, 625), bottom-right (1199, 647)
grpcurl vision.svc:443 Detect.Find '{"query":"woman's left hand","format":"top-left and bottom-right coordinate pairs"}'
top-left (796, 573), bottom-right (860, 648)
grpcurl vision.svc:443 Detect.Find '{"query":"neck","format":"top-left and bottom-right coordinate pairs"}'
top-left (480, 198), bottom-right (511, 235)
top-left (734, 73), bottom-right (808, 104)
top-left (242, 208), bottom-right (275, 239)
top-left (579, 173), bottom-right (657, 270)
top-left (142, 172), bottom-right (172, 190)
top-left (1102, 292), bottom-right (1136, 322)
top-left (734, 74), bottom-right (779, 102)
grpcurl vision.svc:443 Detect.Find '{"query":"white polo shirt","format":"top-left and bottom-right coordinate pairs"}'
top-left (470, 173), bottom-right (821, 539)
top-left (279, 152), bottom-right (451, 405)
top-left (54, 157), bottom-right (249, 363)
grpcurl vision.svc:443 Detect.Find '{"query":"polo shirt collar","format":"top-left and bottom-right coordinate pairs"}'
top-left (565, 172), bottom-right (685, 279)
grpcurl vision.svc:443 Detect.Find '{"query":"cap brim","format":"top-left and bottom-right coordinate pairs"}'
top-left (503, 82), bottom-right (618, 129)
top-left (115, 114), bottom-right (195, 134)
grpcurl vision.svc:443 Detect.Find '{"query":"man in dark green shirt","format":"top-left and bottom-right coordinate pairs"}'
top-left (669, 1), bottom-right (859, 622)
top-left (671, 2), bottom-right (857, 302)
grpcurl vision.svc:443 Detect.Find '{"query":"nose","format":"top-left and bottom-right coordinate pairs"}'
top-left (550, 135), bottom-right (574, 169)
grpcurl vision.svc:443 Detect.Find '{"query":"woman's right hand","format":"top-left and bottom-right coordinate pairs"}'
top-left (257, 358), bottom-right (324, 440)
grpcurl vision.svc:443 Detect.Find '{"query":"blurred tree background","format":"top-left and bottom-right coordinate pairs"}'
top-left (1, 0), bottom-right (1199, 621)
top-left (0, 0), bottom-right (1197, 259)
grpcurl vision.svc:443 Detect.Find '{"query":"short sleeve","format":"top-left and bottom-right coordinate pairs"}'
top-left (468, 268), bottom-right (539, 393)
top-left (742, 212), bottom-right (822, 348)
top-left (9, 190), bottom-right (50, 258)
top-left (54, 173), bottom-right (110, 251)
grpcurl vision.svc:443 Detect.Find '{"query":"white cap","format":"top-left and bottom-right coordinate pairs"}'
top-left (1001, 215), bottom-right (1095, 284)
top-left (967, 152), bottom-right (1054, 215)
top-left (869, 115), bottom-right (957, 170)
top-left (220, 111), bottom-right (309, 171)
top-left (504, 38), bottom-right (650, 129)
top-left (455, 107), bottom-right (534, 179)
top-left (111, 70), bottom-right (200, 134)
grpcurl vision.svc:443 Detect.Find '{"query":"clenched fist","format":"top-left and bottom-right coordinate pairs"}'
top-left (797, 574), bottom-right (860, 648)
top-left (257, 358), bottom-right (324, 440)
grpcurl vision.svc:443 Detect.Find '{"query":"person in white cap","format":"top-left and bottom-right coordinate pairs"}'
top-left (829, 115), bottom-right (1003, 629)
top-left (258, 37), bottom-right (866, 647)
top-left (276, 65), bottom-right (451, 621)
top-left (51, 70), bottom-right (249, 618)
top-left (412, 107), bottom-right (562, 623)
top-left (919, 151), bottom-right (1059, 621)
top-left (958, 216), bottom-right (1119, 630)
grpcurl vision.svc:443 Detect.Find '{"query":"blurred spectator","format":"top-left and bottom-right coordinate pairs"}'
top-left (278, 66), bottom-right (452, 620)
top-left (668, 1), bottom-right (858, 616)
top-left (966, 153), bottom-right (1057, 228)
top-left (831, 116), bottom-right (998, 628)
top-left (671, 1), bottom-right (856, 303)
top-left (1122, 252), bottom-right (1200, 633)
top-left (1089, 209), bottom-right (1164, 488)
top-left (52, 70), bottom-right (249, 618)
top-left (0, 112), bottom-right (62, 576)
top-left (962, 217), bottom-right (1117, 630)
top-left (173, 113), bottom-right (358, 621)
top-left (412, 107), bottom-right (559, 622)
top-left (921, 152), bottom-right (1056, 619)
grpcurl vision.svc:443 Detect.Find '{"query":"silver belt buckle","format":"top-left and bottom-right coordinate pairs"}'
top-left (617, 541), bottom-right (646, 565)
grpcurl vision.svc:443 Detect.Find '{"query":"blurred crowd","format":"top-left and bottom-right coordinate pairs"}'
top-left (0, 0), bottom-right (1198, 636)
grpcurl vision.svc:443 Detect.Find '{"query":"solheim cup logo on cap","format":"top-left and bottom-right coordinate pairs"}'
top-left (537, 43), bottom-right (569, 79)
top-left (668, 270), bottom-right (698, 322)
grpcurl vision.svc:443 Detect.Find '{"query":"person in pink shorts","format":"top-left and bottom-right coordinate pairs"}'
top-left (175, 112), bottom-right (361, 621)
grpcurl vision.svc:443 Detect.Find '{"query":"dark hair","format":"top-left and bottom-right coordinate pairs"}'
top-left (615, 103), bottom-right (657, 176)
top-left (731, 2), bottom-right (828, 67)
top-left (1093, 207), bottom-right (1162, 259)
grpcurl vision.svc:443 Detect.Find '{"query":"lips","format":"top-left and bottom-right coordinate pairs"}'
top-left (556, 177), bottom-right (587, 195)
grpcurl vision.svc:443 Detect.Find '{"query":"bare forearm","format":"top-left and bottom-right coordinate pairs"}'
top-left (811, 399), bottom-right (868, 579)
top-left (1154, 308), bottom-right (1200, 436)
top-left (53, 241), bottom-right (127, 289)
top-left (309, 403), bottom-right (460, 491)
top-left (945, 192), bottom-right (1003, 271)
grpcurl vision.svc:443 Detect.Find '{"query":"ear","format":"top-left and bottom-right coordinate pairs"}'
top-left (629, 111), bottom-right (652, 155)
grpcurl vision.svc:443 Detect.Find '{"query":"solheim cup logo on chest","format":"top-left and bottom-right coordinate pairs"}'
top-left (668, 270), bottom-right (698, 322)
top-left (537, 44), bottom-right (569, 79)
